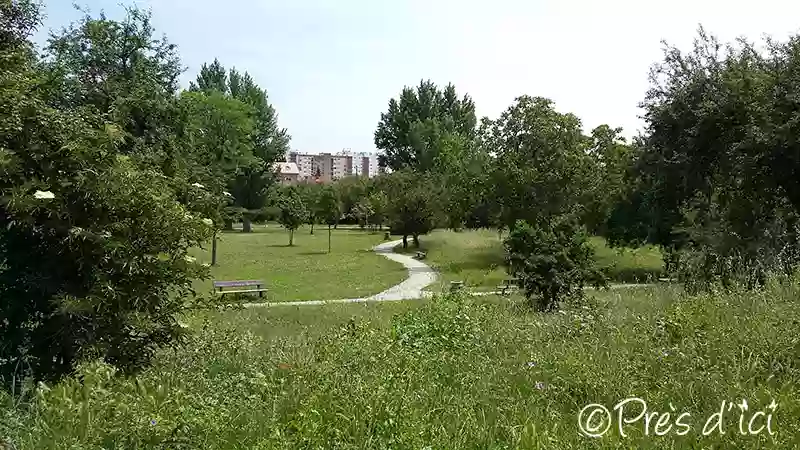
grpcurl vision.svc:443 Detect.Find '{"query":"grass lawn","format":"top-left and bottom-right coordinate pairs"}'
top-left (395, 229), bottom-right (664, 291)
top-left (5, 283), bottom-right (799, 449)
top-left (190, 225), bottom-right (407, 302)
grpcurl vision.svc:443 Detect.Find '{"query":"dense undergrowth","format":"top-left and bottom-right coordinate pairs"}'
top-left (2, 283), bottom-right (799, 449)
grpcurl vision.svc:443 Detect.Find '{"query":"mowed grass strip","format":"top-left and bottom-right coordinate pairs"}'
top-left (395, 229), bottom-right (664, 291)
top-left (191, 226), bottom-right (407, 302)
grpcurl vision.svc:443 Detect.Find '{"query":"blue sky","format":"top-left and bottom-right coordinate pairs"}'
top-left (38, 0), bottom-right (800, 155)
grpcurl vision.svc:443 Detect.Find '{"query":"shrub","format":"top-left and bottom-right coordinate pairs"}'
top-left (504, 217), bottom-right (605, 311)
top-left (0, 1), bottom-right (214, 384)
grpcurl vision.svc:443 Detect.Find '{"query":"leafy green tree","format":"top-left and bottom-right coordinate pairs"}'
top-left (190, 59), bottom-right (290, 166)
top-left (633, 29), bottom-right (800, 286)
top-left (383, 171), bottom-right (441, 248)
top-left (229, 159), bottom-right (274, 232)
top-left (43, 6), bottom-right (183, 170)
top-left (375, 80), bottom-right (476, 171)
top-left (297, 183), bottom-right (323, 234)
top-left (178, 90), bottom-right (255, 188)
top-left (317, 185), bottom-right (342, 253)
top-left (354, 200), bottom-right (374, 229)
top-left (504, 218), bottom-right (605, 311)
top-left (432, 131), bottom-right (492, 230)
top-left (335, 175), bottom-right (370, 224)
top-left (367, 191), bottom-right (389, 230)
top-left (484, 96), bottom-right (593, 230)
top-left (277, 188), bottom-right (308, 246)
top-left (0, 0), bottom-right (213, 383)
top-left (583, 125), bottom-right (636, 234)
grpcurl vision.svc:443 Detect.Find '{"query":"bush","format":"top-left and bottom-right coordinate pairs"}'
top-left (0, 2), bottom-right (215, 384)
top-left (504, 217), bottom-right (605, 311)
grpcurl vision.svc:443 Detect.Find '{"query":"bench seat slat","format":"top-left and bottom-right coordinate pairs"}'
top-left (214, 280), bottom-right (264, 288)
top-left (217, 288), bottom-right (268, 295)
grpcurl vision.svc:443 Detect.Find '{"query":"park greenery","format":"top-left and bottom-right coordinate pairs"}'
top-left (3, 1), bottom-right (800, 448)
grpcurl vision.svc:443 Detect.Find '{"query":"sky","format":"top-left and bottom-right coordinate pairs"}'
top-left (37, 0), bottom-right (800, 155)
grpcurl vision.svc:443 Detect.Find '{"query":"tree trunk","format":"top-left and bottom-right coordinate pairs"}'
top-left (328, 225), bottom-right (332, 253)
top-left (310, 222), bottom-right (315, 235)
top-left (242, 217), bottom-right (252, 233)
top-left (224, 220), bottom-right (233, 231)
top-left (289, 229), bottom-right (294, 246)
top-left (211, 231), bottom-right (218, 266)
top-left (402, 235), bottom-right (408, 249)
top-left (413, 234), bottom-right (420, 248)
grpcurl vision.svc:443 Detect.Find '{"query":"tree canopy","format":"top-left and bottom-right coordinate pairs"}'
top-left (375, 80), bottom-right (476, 171)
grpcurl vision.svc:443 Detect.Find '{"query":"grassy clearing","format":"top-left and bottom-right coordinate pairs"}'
top-left (190, 226), bottom-right (407, 302)
top-left (2, 283), bottom-right (799, 449)
top-left (395, 229), bottom-right (664, 291)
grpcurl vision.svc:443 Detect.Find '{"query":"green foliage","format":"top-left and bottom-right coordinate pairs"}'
top-left (504, 218), bottom-right (605, 311)
top-left (190, 59), bottom-right (290, 165)
top-left (383, 170), bottom-right (441, 248)
top-left (366, 190), bottom-right (388, 229)
top-left (483, 96), bottom-right (593, 229)
top-left (583, 125), bottom-right (636, 234)
top-left (391, 293), bottom-right (483, 352)
top-left (43, 6), bottom-right (183, 165)
top-left (632, 28), bottom-right (800, 287)
top-left (316, 185), bottom-right (342, 226)
top-left (276, 187), bottom-right (308, 245)
top-left (0, 2), bottom-right (219, 384)
top-left (375, 80), bottom-right (476, 171)
top-left (296, 182), bottom-right (322, 232)
top-left (4, 284), bottom-right (800, 448)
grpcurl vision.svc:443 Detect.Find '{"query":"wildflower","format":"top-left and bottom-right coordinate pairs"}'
top-left (150, 419), bottom-right (157, 426)
top-left (201, 218), bottom-right (213, 226)
top-left (527, 361), bottom-right (536, 368)
top-left (33, 190), bottom-right (55, 200)
top-left (191, 182), bottom-right (204, 189)
top-left (184, 255), bottom-right (196, 263)
top-left (535, 381), bottom-right (546, 390)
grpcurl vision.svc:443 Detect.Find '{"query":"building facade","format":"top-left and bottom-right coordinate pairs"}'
top-left (287, 150), bottom-right (382, 182)
top-left (272, 162), bottom-right (300, 185)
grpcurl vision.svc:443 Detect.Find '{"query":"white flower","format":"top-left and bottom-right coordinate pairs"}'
top-left (184, 255), bottom-right (196, 263)
top-left (34, 190), bottom-right (55, 200)
top-left (191, 182), bottom-right (204, 189)
top-left (201, 218), bottom-right (214, 226)
top-left (222, 191), bottom-right (232, 197)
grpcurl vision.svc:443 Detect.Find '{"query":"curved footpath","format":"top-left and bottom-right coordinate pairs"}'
top-left (241, 239), bottom-right (655, 308)
top-left (243, 239), bottom-right (436, 308)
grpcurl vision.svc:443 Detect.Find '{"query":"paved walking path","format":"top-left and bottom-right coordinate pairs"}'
top-left (241, 240), bottom-right (657, 308)
top-left (242, 239), bottom-right (436, 308)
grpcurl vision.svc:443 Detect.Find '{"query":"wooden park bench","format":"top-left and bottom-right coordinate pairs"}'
top-left (213, 280), bottom-right (267, 298)
top-left (497, 278), bottom-right (519, 296)
top-left (414, 251), bottom-right (427, 260)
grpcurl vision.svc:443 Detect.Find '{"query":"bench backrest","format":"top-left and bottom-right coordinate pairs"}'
top-left (213, 280), bottom-right (263, 288)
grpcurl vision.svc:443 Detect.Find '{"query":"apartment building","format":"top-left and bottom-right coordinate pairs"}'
top-left (287, 150), bottom-right (382, 182)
